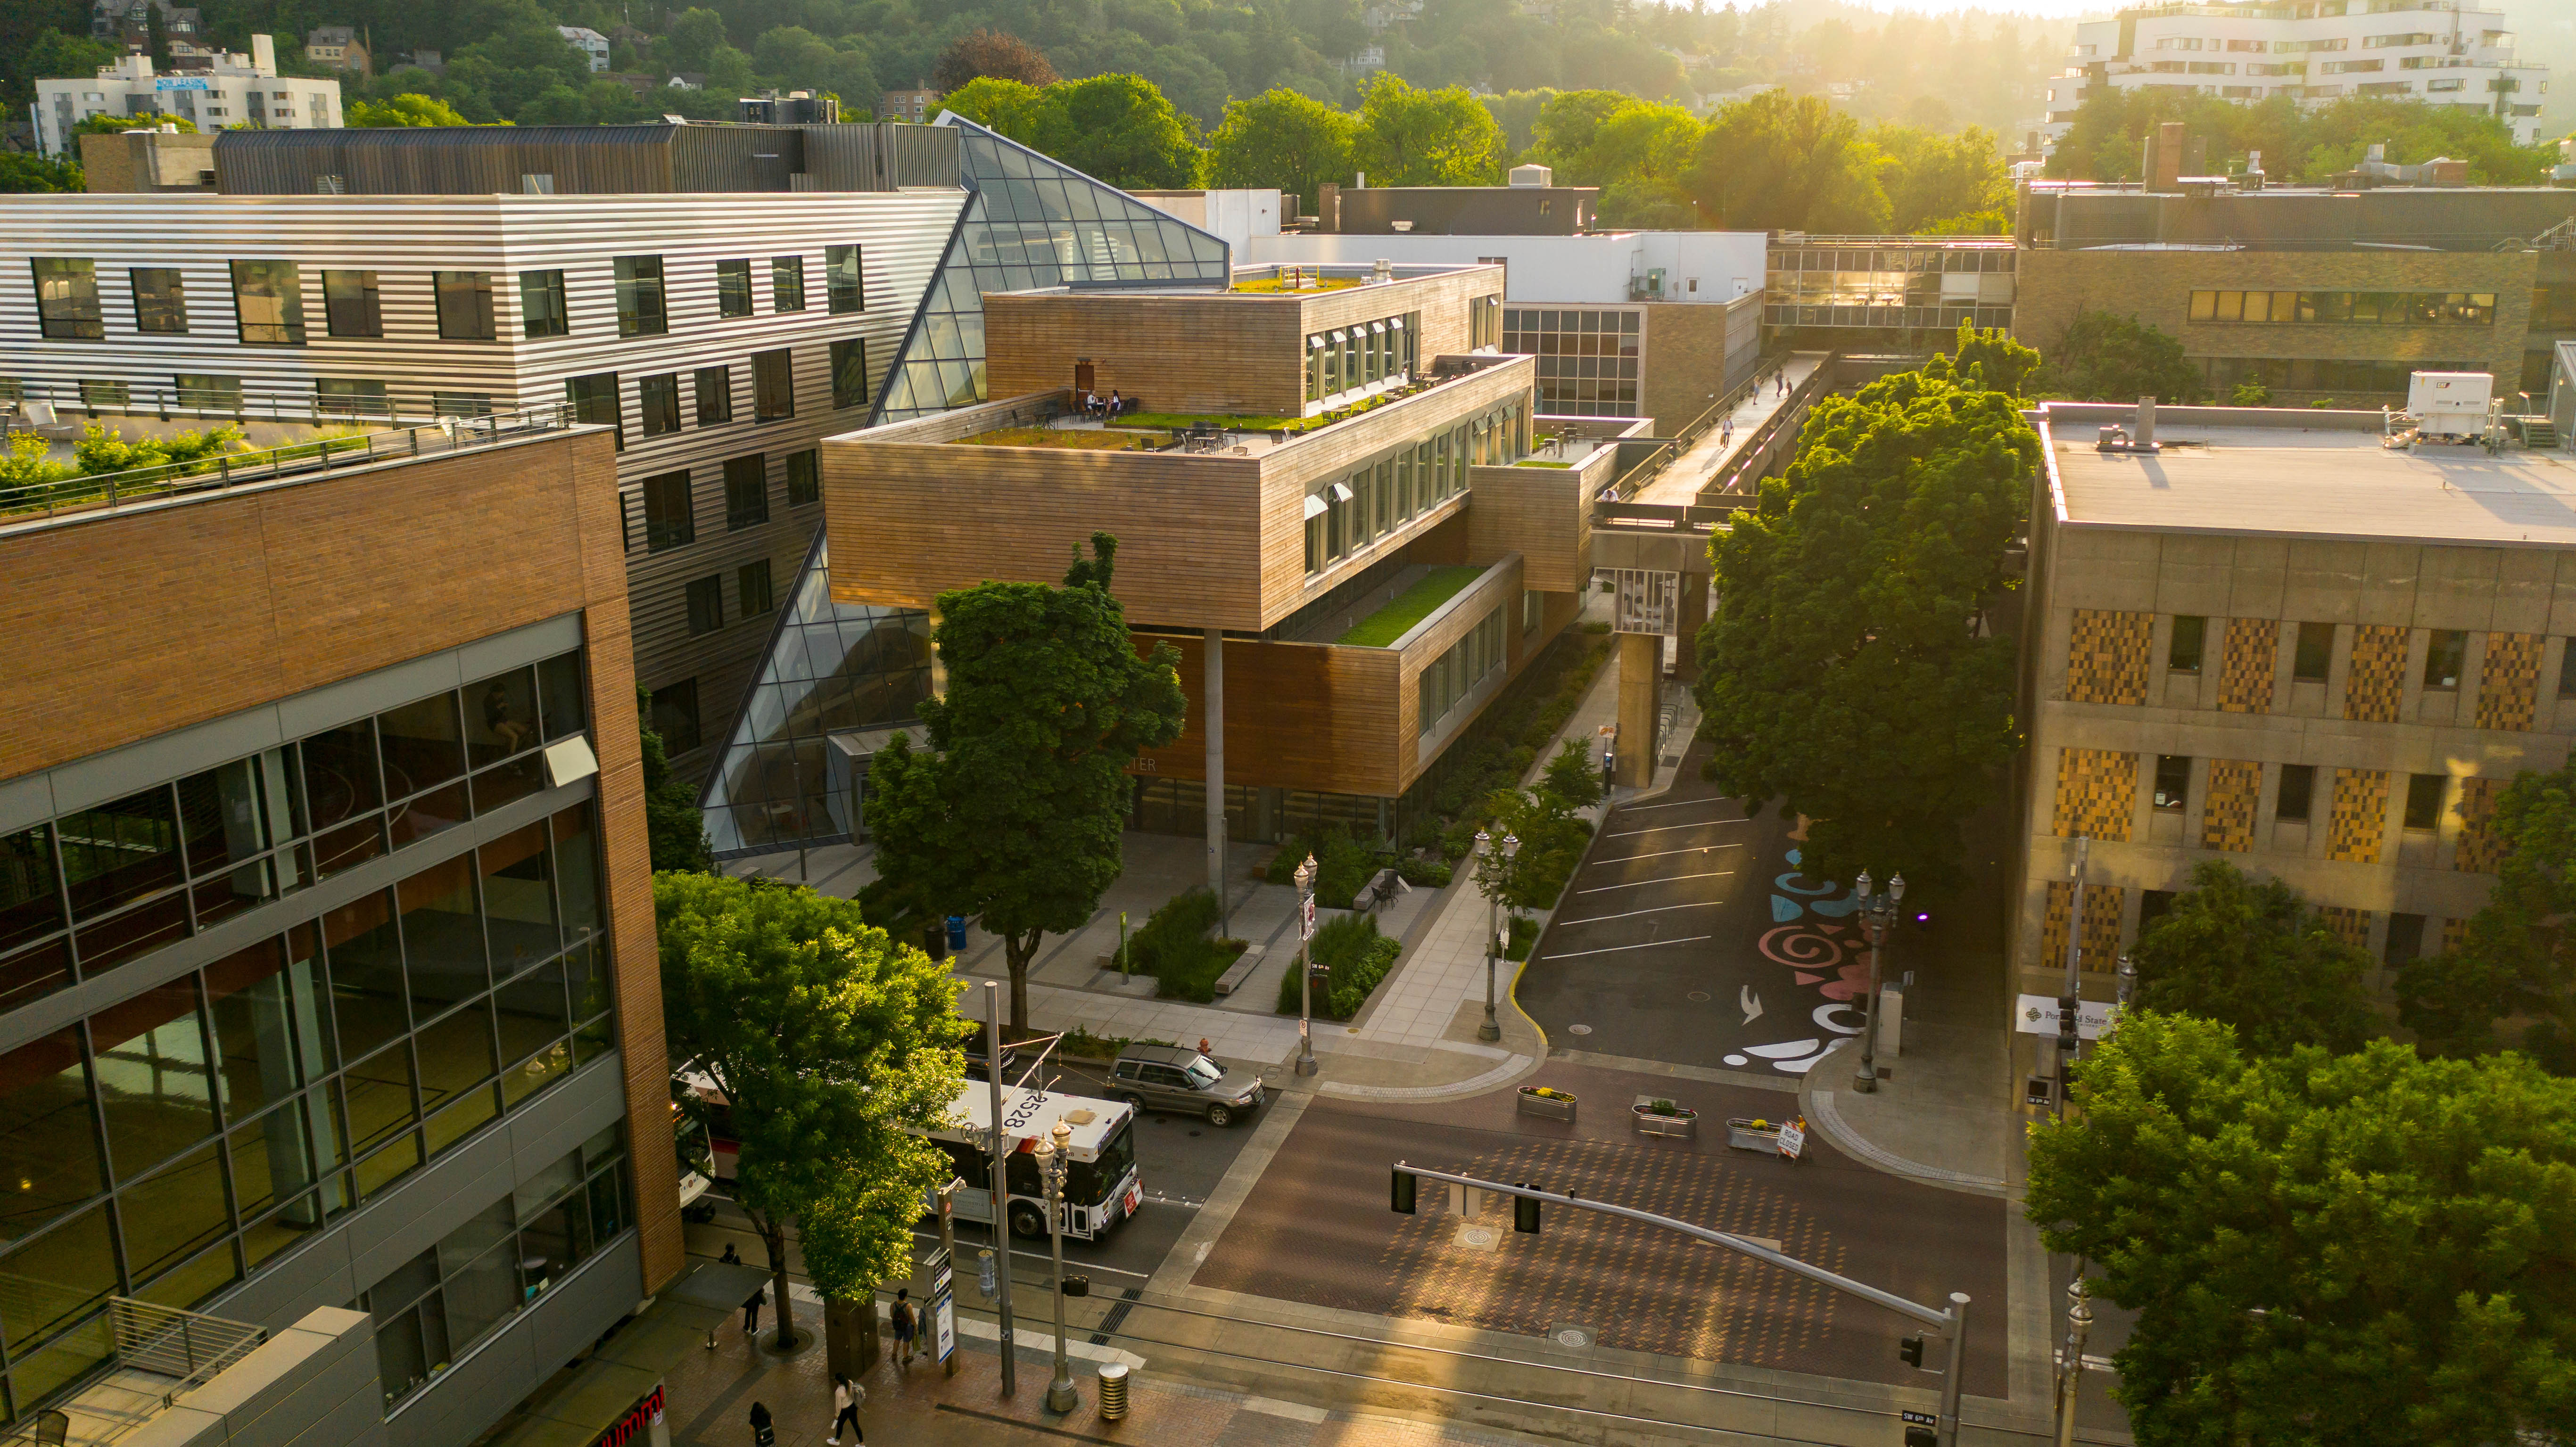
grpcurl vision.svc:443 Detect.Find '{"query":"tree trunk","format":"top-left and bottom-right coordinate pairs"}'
top-left (756, 1217), bottom-right (797, 1351)
top-left (1005, 930), bottom-right (1043, 1037)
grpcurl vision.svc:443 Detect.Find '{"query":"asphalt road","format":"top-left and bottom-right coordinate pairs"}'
top-left (1518, 740), bottom-right (1920, 1079)
top-left (1196, 1057), bottom-right (2009, 1397)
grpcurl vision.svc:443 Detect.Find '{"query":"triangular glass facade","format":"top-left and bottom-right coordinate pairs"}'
top-left (872, 115), bottom-right (1231, 422)
top-left (701, 115), bottom-right (1230, 857)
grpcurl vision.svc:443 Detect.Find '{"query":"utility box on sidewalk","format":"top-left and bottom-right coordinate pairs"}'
top-left (1878, 981), bottom-right (1904, 1058)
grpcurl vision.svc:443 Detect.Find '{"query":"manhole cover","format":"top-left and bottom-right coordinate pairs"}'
top-left (1461, 1227), bottom-right (1496, 1248)
top-left (1550, 1324), bottom-right (1595, 1349)
top-left (1687, 990), bottom-right (1711, 1002)
top-left (1568, 1024), bottom-right (1593, 1036)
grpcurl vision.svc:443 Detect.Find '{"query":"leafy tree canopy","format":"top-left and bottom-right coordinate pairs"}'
top-left (1946, 321), bottom-right (2040, 399)
top-left (934, 27), bottom-right (1058, 92)
top-left (946, 72), bottom-right (1202, 188)
top-left (659, 872), bottom-right (966, 1345)
top-left (2027, 1011), bottom-right (2576, 1445)
top-left (2048, 86), bottom-right (2553, 186)
top-left (2038, 309), bottom-right (2204, 404)
top-left (1688, 88), bottom-right (1891, 234)
top-left (347, 92), bottom-right (477, 127)
top-left (2130, 859), bottom-right (2376, 1055)
top-left (867, 534), bottom-right (1187, 1036)
top-left (74, 112), bottom-right (197, 135)
top-left (0, 151), bottom-right (83, 193)
top-left (2397, 758), bottom-right (2576, 1071)
top-left (1871, 121), bottom-right (2011, 233)
top-left (1352, 73), bottom-right (1509, 187)
top-left (1693, 356), bottom-right (2033, 887)
top-left (1207, 87), bottom-right (1356, 216)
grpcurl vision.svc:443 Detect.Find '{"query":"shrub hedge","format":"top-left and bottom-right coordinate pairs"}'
top-left (1130, 888), bottom-right (1245, 1003)
top-left (1275, 911), bottom-right (1404, 1020)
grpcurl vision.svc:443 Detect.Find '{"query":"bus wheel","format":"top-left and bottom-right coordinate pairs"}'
top-left (1008, 1201), bottom-right (1048, 1239)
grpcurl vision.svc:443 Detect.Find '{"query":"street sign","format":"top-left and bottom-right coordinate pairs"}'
top-left (1300, 894), bottom-right (1316, 941)
top-left (932, 1289), bottom-right (956, 1365)
top-left (2015, 994), bottom-right (2120, 1040)
top-left (1776, 1117), bottom-right (1806, 1161)
top-left (1901, 1410), bottom-right (1938, 1425)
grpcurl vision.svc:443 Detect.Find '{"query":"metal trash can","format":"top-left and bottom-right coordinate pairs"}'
top-left (1097, 1362), bottom-right (1130, 1419)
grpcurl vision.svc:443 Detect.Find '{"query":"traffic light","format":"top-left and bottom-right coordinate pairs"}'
top-left (1390, 1166), bottom-right (1417, 1215)
top-left (1900, 1335), bottom-right (1925, 1368)
top-left (1513, 1183), bottom-right (1540, 1233)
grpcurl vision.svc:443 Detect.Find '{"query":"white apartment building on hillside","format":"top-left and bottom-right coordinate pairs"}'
top-left (33, 36), bottom-right (339, 156)
top-left (2043, 0), bottom-right (2551, 151)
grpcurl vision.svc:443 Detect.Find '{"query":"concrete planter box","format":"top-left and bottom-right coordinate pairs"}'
top-left (1517, 1087), bottom-right (1577, 1123)
top-left (1724, 1118), bottom-right (1783, 1154)
top-left (1631, 1097), bottom-right (1698, 1138)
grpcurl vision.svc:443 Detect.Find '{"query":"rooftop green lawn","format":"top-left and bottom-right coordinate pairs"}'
top-left (1338, 566), bottom-right (1487, 647)
top-left (956, 426), bottom-right (1144, 450)
top-left (1231, 276), bottom-right (1365, 293)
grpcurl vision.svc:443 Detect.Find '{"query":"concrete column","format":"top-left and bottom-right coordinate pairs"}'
top-left (1672, 575), bottom-right (1708, 684)
top-left (1617, 632), bottom-right (1660, 787)
top-left (1205, 629), bottom-right (1225, 906)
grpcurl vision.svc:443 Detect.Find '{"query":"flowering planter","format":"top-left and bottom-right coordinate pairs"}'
top-left (1724, 1118), bottom-right (1783, 1154)
top-left (1631, 1097), bottom-right (1698, 1139)
top-left (1517, 1087), bottom-right (1577, 1123)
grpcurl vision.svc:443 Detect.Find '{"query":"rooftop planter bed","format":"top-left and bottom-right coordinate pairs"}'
top-left (1337, 566), bottom-right (1486, 647)
top-left (1231, 276), bottom-right (1365, 293)
top-left (955, 427), bottom-right (1145, 450)
top-left (1514, 459), bottom-right (1573, 469)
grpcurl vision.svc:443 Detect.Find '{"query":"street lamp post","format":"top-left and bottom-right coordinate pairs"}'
top-left (1034, 1121), bottom-right (1079, 1414)
top-left (982, 981), bottom-right (1015, 1398)
top-left (2053, 1276), bottom-right (2093, 1447)
top-left (1474, 829), bottom-right (1519, 1044)
top-left (1851, 869), bottom-right (1904, 1095)
top-left (1294, 854), bottom-right (1319, 1077)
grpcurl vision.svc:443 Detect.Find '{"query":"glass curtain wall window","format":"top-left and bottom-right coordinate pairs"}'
top-left (613, 256), bottom-right (666, 337)
top-left (32, 259), bottom-right (103, 340)
top-left (1417, 608), bottom-right (1507, 737)
top-left (1502, 309), bottom-right (1641, 417)
top-left (321, 270), bottom-right (378, 339)
top-left (2188, 289), bottom-right (2499, 326)
top-left (434, 271), bottom-right (496, 341)
top-left (518, 271), bottom-right (568, 339)
top-left (230, 261), bottom-right (307, 345)
top-left (0, 674), bottom-right (605, 1422)
top-left (130, 268), bottom-right (187, 334)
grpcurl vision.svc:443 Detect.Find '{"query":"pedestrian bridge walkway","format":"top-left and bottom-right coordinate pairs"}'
top-left (1627, 352), bottom-right (1829, 510)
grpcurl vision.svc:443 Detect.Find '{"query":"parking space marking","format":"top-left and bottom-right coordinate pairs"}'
top-left (1591, 843), bottom-right (1747, 867)
top-left (1540, 936), bottom-right (1714, 960)
top-left (1552, 901), bottom-right (1730, 926)
top-left (1606, 822), bottom-right (1742, 839)
top-left (1575, 870), bottom-right (1735, 894)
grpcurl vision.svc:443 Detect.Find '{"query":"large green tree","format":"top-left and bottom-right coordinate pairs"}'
top-left (2038, 309), bottom-right (2204, 404)
top-left (1693, 357), bottom-right (2033, 887)
top-left (1687, 88), bottom-right (1891, 234)
top-left (868, 534), bottom-right (1188, 1036)
top-left (1872, 121), bottom-right (2011, 233)
top-left (659, 872), bottom-right (965, 1352)
top-left (2130, 859), bottom-right (2376, 1055)
top-left (946, 73), bottom-right (1201, 189)
top-left (2397, 758), bottom-right (2576, 1070)
top-left (2027, 1011), bottom-right (2576, 1445)
top-left (1352, 73), bottom-right (1508, 187)
top-left (1207, 87), bottom-right (1356, 216)
top-left (1949, 320), bottom-right (2041, 398)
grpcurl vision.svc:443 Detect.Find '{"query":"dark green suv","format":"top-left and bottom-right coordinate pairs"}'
top-left (1107, 1044), bottom-right (1265, 1126)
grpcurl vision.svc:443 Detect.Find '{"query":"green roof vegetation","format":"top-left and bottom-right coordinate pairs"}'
top-left (1515, 459), bottom-right (1573, 468)
top-left (1231, 276), bottom-right (1365, 293)
top-left (1338, 567), bottom-right (1487, 647)
top-left (955, 427), bottom-right (1144, 450)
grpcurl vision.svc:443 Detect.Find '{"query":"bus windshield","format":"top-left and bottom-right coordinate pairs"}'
top-left (1066, 1116), bottom-right (1136, 1207)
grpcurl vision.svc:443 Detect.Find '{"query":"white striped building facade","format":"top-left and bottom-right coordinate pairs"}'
top-left (0, 190), bottom-right (968, 775)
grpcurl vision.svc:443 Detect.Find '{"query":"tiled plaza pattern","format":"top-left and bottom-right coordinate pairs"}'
top-left (2329, 767), bottom-right (2393, 864)
top-left (2200, 758), bottom-right (2263, 853)
top-left (2318, 904), bottom-right (2370, 951)
top-left (2051, 747), bottom-right (2136, 841)
top-left (2343, 624), bottom-right (2411, 722)
top-left (2477, 632), bottom-right (2544, 732)
top-left (2040, 880), bottom-right (2127, 975)
top-left (2217, 617), bottom-right (2279, 714)
top-left (2064, 608), bottom-right (2153, 705)
top-left (2454, 775), bottom-right (2508, 874)
top-left (1379, 1136), bottom-right (1841, 1367)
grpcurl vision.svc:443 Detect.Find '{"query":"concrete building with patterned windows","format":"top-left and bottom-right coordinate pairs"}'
top-left (34, 38), bottom-right (339, 157)
top-left (0, 415), bottom-right (677, 1445)
top-left (2011, 400), bottom-right (2576, 1092)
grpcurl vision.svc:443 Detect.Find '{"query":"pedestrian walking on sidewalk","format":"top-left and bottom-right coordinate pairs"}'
top-left (749, 1401), bottom-right (775, 1447)
top-left (891, 1290), bottom-right (918, 1367)
top-left (826, 1377), bottom-right (865, 1443)
top-left (742, 1282), bottom-right (766, 1337)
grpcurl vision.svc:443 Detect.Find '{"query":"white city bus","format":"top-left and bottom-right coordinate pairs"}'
top-left (676, 1074), bottom-right (1142, 1241)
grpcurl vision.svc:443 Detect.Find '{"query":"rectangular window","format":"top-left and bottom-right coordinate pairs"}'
top-left (685, 576), bottom-right (724, 636)
top-left (830, 338), bottom-right (868, 411)
top-left (434, 392), bottom-right (490, 418)
top-left (784, 448), bottom-right (819, 507)
top-left (752, 348), bottom-right (793, 421)
top-left (824, 245), bottom-right (863, 313)
top-left (724, 455), bottom-right (768, 530)
top-left (2276, 764), bottom-right (2316, 822)
top-left (2422, 629), bottom-right (2467, 691)
top-left (649, 679), bottom-right (701, 754)
top-left (518, 270), bottom-right (568, 338)
top-left (131, 267), bottom-right (187, 333)
top-left (715, 259), bottom-right (753, 319)
top-left (231, 260), bottom-right (307, 345)
top-left (2384, 913), bottom-right (2427, 963)
top-left (317, 268), bottom-right (377, 339)
top-left (641, 471), bottom-right (694, 552)
top-left (2293, 622), bottom-right (2335, 682)
top-left (2403, 773), bottom-right (2445, 830)
top-left (637, 373), bottom-right (681, 438)
top-left (738, 559), bottom-right (775, 618)
top-left (2561, 638), bottom-right (2576, 698)
top-left (173, 373), bottom-right (240, 409)
top-left (613, 256), bottom-right (666, 337)
top-left (694, 366), bottom-right (732, 426)
top-left (315, 377), bottom-right (388, 417)
top-left (565, 372), bottom-right (621, 450)
top-left (2168, 615), bottom-right (2206, 673)
top-left (2153, 755), bottom-right (2190, 811)
top-left (32, 258), bottom-right (103, 339)
top-left (771, 256), bottom-right (805, 312)
top-left (434, 271), bottom-right (496, 341)
top-left (81, 378), bottom-right (128, 408)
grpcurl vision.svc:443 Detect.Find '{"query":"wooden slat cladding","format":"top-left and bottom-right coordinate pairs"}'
top-left (1466, 454), bottom-right (1605, 592)
top-left (982, 265), bottom-right (1505, 419)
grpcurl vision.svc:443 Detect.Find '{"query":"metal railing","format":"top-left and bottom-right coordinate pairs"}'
top-left (107, 1299), bottom-right (265, 1408)
top-left (6, 380), bottom-right (434, 429)
top-left (3, 404), bottom-right (576, 529)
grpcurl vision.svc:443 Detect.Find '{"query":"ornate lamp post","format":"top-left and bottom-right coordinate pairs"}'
top-left (1850, 869), bottom-right (1903, 1095)
top-left (1294, 853), bottom-right (1320, 1077)
top-left (1473, 829), bottom-right (1519, 1043)
top-left (2053, 1276), bottom-right (2093, 1447)
top-left (1034, 1120), bottom-right (1079, 1413)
